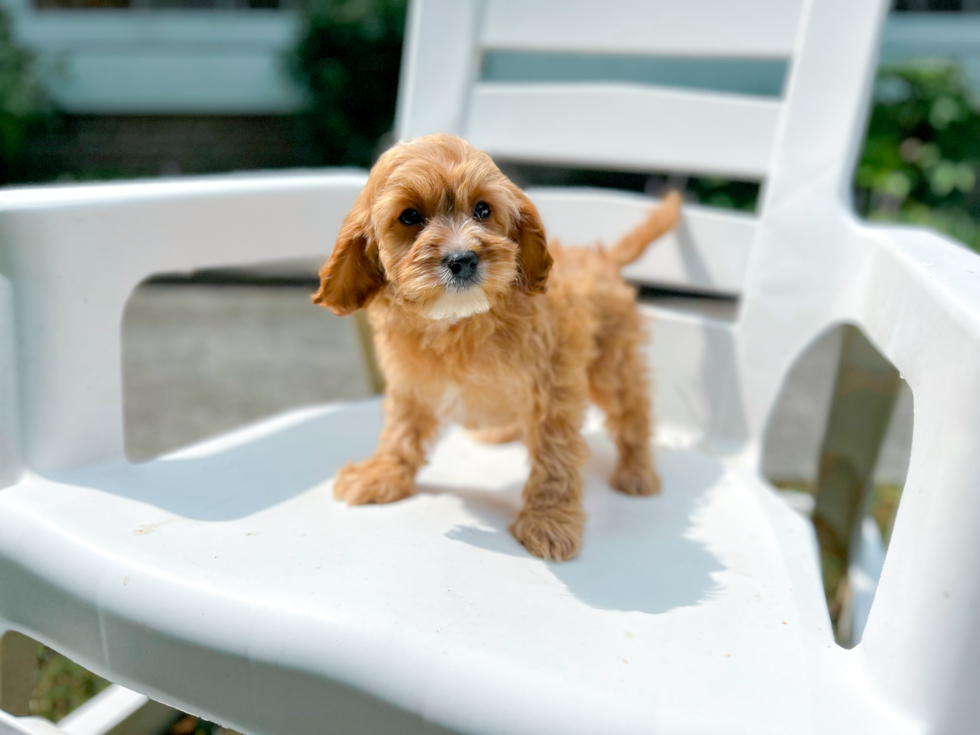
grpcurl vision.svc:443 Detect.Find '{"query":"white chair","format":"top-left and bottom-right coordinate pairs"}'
top-left (2, 0), bottom-right (979, 732)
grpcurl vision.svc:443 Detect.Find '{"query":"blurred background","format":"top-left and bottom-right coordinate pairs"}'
top-left (2, 0), bottom-right (979, 249)
top-left (0, 0), bottom-right (977, 732)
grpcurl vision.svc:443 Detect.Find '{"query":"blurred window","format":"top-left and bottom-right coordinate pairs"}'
top-left (31, 0), bottom-right (980, 12)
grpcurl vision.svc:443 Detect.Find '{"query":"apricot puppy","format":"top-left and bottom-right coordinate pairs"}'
top-left (314, 134), bottom-right (680, 561)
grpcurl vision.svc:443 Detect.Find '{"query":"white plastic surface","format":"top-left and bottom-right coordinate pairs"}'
top-left (1, 0), bottom-right (979, 732)
top-left (397, 0), bottom-right (789, 296)
top-left (529, 189), bottom-right (755, 295)
top-left (52, 684), bottom-right (178, 735)
top-left (0, 711), bottom-right (63, 735)
top-left (0, 275), bottom-right (19, 489)
top-left (0, 404), bottom-right (912, 735)
top-left (0, 172), bottom-right (365, 474)
top-left (480, 0), bottom-right (804, 58)
top-left (467, 84), bottom-right (780, 179)
top-left (57, 687), bottom-right (147, 735)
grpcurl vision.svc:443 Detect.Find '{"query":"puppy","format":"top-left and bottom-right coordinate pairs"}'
top-left (314, 134), bottom-right (680, 561)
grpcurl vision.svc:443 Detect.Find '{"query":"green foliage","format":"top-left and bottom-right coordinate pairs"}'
top-left (856, 61), bottom-right (980, 252)
top-left (775, 481), bottom-right (903, 640)
top-left (686, 61), bottom-right (980, 256)
top-left (0, 8), bottom-right (54, 185)
top-left (293, 0), bottom-right (407, 168)
top-left (31, 646), bottom-right (110, 722)
top-left (686, 176), bottom-right (759, 212)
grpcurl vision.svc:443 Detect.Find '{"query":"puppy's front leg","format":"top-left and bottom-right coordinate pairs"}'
top-left (334, 391), bottom-right (438, 505)
top-left (511, 387), bottom-right (589, 561)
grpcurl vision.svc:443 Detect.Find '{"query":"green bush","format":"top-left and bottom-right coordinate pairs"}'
top-left (856, 61), bottom-right (980, 252)
top-left (0, 8), bottom-right (54, 185)
top-left (31, 646), bottom-right (109, 722)
top-left (293, 0), bottom-right (407, 169)
top-left (682, 60), bottom-right (980, 256)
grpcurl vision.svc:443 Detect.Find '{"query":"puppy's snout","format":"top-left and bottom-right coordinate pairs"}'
top-left (442, 251), bottom-right (479, 282)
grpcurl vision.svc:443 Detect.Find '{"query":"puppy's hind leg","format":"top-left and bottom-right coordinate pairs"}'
top-left (589, 319), bottom-right (661, 497)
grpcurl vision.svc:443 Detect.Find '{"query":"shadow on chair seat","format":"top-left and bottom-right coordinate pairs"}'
top-left (431, 434), bottom-right (725, 614)
top-left (37, 400), bottom-right (751, 619)
top-left (46, 401), bottom-right (387, 521)
top-left (0, 400), bottom-right (846, 734)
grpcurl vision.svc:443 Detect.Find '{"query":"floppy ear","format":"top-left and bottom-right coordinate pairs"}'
top-left (513, 194), bottom-right (552, 294)
top-left (312, 195), bottom-right (385, 316)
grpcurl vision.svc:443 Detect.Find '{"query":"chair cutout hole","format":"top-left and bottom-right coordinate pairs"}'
top-left (7, 635), bottom-right (233, 734)
top-left (762, 323), bottom-right (913, 647)
top-left (121, 263), bottom-right (374, 462)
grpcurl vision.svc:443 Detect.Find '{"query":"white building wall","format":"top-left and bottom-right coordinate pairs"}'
top-left (3, 0), bottom-right (305, 114)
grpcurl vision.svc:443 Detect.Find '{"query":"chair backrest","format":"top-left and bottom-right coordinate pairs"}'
top-left (396, 0), bottom-right (890, 446)
top-left (398, 0), bottom-right (802, 174)
top-left (396, 0), bottom-right (817, 297)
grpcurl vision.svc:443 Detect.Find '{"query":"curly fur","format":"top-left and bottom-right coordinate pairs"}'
top-left (314, 134), bottom-right (681, 560)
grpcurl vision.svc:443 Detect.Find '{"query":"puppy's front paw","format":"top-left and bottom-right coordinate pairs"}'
top-left (510, 505), bottom-right (585, 561)
top-left (333, 456), bottom-right (414, 505)
top-left (611, 461), bottom-right (661, 497)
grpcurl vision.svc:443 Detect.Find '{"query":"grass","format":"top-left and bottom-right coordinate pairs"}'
top-left (30, 646), bottom-right (235, 734)
top-left (774, 481), bottom-right (904, 639)
top-left (869, 483), bottom-right (904, 546)
top-left (30, 645), bottom-right (110, 722)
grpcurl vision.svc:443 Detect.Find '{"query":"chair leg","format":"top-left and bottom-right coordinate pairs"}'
top-left (56, 684), bottom-right (181, 735)
top-left (353, 310), bottom-right (386, 396)
top-left (0, 631), bottom-right (38, 717)
top-left (812, 325), bottom-right (900, 645)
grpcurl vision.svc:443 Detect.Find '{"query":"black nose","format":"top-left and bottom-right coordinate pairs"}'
top-left (442, 251), bottom-right (479, 281)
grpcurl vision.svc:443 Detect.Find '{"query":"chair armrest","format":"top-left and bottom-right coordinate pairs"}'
top-left (0, 276), bottom-right (20, 487)
top-left (858, 223), bottom-right (980, 367)
top-left (0, 171), bottom-right (366, 473)
top-left (851, 222), bottom-right (980, 725)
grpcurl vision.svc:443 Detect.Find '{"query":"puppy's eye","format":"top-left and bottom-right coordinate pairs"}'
top-left (399, 208), bottom-right (423, 226)
top-left (474, 202), bottom-right (491, 220)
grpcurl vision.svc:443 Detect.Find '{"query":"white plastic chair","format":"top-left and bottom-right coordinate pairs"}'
top-left (2, 0), bottom-right (979, 732)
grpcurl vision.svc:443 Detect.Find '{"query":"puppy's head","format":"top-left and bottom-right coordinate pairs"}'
top-left (313, 134), bottom-right (551, 321)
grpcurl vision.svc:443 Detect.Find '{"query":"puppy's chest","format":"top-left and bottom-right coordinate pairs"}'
top-left (429, 360), bottom-right (528, 427)
top-left (434, 380), bottom-right (467, 421)
top-left (390, 329), bottom-right (535, 426)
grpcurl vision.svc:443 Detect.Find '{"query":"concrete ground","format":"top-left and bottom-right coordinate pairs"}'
top-left (122, 284), bottom-right (372, 462)
top-left (763, 324), bottom-right (913, 485)
top-left (121, 284), bottom-right (913, 484)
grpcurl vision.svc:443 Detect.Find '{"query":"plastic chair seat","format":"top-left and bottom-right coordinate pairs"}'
top-left (0, 400), bottom-right (897, 734)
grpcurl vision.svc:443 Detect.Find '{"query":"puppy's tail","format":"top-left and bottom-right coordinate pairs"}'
top-left (608, 191), bottom-right (682, 268)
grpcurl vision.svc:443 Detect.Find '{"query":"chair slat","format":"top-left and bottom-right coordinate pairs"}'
top-left (528, 188), bottom-right (756, 296)
top-left (468, 83), bottom-right (781, 179)
top-left (481, 0), bottom-right (804, 59)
